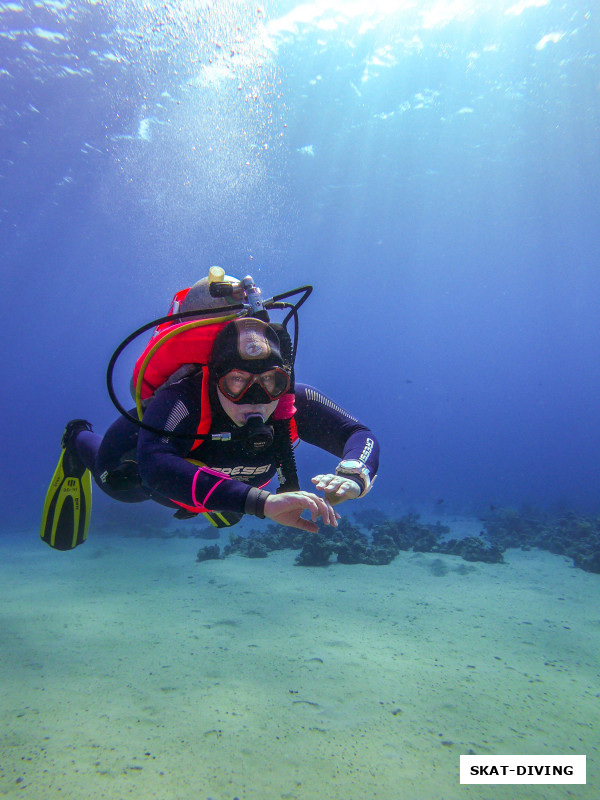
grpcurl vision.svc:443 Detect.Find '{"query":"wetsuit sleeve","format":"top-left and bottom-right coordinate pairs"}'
top-left (294, 383), bottom-right (379, 490)
top-left (136, 380), bottom-right (255, 514)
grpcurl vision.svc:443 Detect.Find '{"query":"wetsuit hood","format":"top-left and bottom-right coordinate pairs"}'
top-left (209, 318), bottom-right (285, 379)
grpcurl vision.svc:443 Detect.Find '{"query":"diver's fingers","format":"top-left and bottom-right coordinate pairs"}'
top-left (334, 479), bottom-right (361, 497)
top-left (312, 474), bottom-right (361, 500)
top-left (296, 491), bottom-right (339, 526)
top-left (291, 516), bottom-right (319, 534)
top-left (263, 492), bottom-right (338, 531)
top-left (312, 473), bottom-right (337, 490)
top-left (312, 473), bottom-right (350, 491)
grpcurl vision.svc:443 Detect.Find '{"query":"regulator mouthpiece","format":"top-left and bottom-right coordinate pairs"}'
top-left (242, 414), bottom-right (274, 453)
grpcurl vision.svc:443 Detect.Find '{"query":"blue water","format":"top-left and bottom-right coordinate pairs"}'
top-left (1, 0), bottom-right (599, 530)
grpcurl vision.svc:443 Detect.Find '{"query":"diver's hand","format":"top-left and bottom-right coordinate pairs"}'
top-left (264, 491), bottom-right (339, 533)
top-left (311, 473), bottom-right (361, 506)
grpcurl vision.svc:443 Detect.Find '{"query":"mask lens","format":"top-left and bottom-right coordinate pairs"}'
top-left (219, 370), bottom-right (253, 400)
top-left (219, 368), bottom-right (290, 402)
top-left (259, 369), bottom-right (290, 399)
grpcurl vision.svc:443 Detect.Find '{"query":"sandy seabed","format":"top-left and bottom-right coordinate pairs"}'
top-left (1, 523), bottom-right (598, 800)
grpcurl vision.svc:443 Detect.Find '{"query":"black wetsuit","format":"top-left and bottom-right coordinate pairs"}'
top-left (76, 376), bottom-right (379, 519)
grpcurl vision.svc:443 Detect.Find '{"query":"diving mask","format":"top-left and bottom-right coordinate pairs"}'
top-left (218, 367), bottom-right (290, 405)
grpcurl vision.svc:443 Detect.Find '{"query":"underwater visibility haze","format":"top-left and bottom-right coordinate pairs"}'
top-left (1, 0), bottom-right (599, 526)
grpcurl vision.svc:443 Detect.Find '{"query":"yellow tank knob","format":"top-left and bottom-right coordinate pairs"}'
top-left (208, 266), bottom-right (225, 284)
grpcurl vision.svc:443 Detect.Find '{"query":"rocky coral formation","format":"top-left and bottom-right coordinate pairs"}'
top-left (197, 512), bottom-right (504, 567)
top-left (196, 506), bottom-right (600, 573)
top-left (196, 544), bottom-right (221, 562)
top-left (482, 507), bottom-right (600, 573)
top-left (440, 536), bottom-right (504, 563)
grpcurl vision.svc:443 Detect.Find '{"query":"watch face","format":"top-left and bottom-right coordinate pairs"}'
top-left (340, 460), bottom-right (363, 470)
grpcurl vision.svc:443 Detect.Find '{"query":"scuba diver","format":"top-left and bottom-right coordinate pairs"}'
top-left (41, 268), bottom-right (379, 550)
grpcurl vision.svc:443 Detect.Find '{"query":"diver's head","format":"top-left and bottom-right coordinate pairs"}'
top-left (209, 317), bottom-right (290, 427)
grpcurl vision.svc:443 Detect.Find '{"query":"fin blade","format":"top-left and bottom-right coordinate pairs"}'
top-left (40, 454), bottom-right (66, 545)
top-left (41, 450), bottom-right (92, 550)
